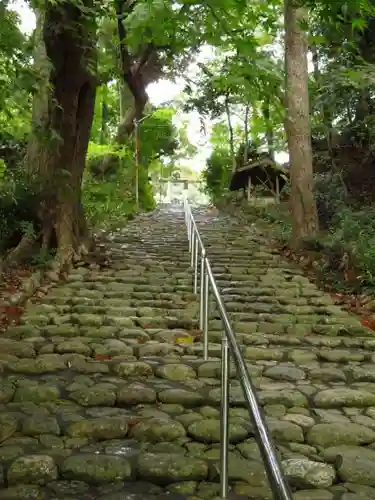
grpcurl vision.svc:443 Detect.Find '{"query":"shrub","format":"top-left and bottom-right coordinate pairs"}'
top-left (0, 133), bottom-right (27, 171)
top-left (202, 149), bottom-right (232, 203)
top-left (326, 206), bottom-right (375, 284)
top-left (0, 169), bottom-right (38, 253)
top-left (314, 171), bottom-right (348, 229)
top-left (246, 202), bottom-right (292, 242)
top-left (83, 142), bottom-right (155, 229)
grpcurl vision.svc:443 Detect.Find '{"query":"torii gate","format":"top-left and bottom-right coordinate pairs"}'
top-left (159, 177), bottom-right (203, 202)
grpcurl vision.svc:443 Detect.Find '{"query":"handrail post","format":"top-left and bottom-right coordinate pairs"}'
top-left (203, 258), bottom-right (209, 361)
top-left (191, 231), bottom-right (195, 268)
top-left (220, 334), bottom-right (230, 499)
top-left (188, 219), bottom-right (192, 251)
top-left (199, 250), bottom-right (206, 331)
top-left (194, 240), bottom-right (199, 294)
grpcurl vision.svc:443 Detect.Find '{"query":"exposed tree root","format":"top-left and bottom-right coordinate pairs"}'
top-left (3, 233), bottom-right (41, 269)
top-left (54, 241), bottom-right (91, 276)
top-left (2, 214), bottom-right (95, 277)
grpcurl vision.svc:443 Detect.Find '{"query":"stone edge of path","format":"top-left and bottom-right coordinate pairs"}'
top-left (2, 210), bottom-right (155, 317)
top-left (217, 201), bottom-right (375, 323)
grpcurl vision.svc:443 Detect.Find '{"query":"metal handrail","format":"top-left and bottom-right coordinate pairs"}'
top-left (183, 199), bottom-right (292, 500)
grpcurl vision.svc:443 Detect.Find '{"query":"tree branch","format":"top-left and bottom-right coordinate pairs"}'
top-left (134, 43), bottom-right (157, 75)
top-left (115, 0), bottom-right (133, 76)
top-left (115, 0), bottom-right (148, 119)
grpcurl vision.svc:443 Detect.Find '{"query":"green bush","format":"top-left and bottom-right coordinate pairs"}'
top-left (326, 206), bottom-right (375, 283)
top-left (314, 172), bottom-right (348, 229)
top-left (202, 149), bottom-right (232, 203)
top-left (312, 172), bottom-right (375, 283)
top-left (0, 133), bottom-right (27, 171)
top-left (83, 174), bottom-right (135, 228)
top-left (83, 142), bottom-right (155, 228)
top-left (245, 202), bottom-right (292, 242)
top-left (0, 169), bottom-right (38, 253)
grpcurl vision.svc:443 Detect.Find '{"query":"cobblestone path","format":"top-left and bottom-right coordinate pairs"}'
top-left (1, 206), bottom-right (375, 499)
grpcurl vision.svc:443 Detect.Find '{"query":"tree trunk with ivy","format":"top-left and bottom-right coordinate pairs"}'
top-left (284, 0), bottom-right (318, 249)
top-left (15, 1), bottom-right (97, 271)
top-left (115, 0), bottom-right (163, 143)
top-left (26, 8), bottom-right (50, 176)
top-left (92, 1), bottom-right (164, 180)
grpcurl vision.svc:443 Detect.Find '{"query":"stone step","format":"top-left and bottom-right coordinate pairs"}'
top-left (0, 207), bottom-right (374, 499)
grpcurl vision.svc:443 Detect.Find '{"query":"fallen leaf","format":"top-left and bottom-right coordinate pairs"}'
top-left (175, 336), bottom-right (194, 344)
top-left (127, 419), bottom-right (141, 427)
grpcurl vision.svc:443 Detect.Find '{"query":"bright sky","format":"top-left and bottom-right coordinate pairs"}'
top-left (10, 0), bottom-right (288, 171)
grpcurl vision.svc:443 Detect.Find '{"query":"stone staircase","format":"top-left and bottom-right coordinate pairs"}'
top-left (0, 206), bottom-right (374, 499)
top-left (194, 208), bottom-right (375, 500)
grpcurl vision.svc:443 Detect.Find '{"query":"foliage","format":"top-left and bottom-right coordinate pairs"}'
top-left (243, 201), bottom-right (292, 242)
top-left (138, 108), bottom-right (179, 164)
top-left (173, 0), bottom-right (375, 264)
top-left (238, 184), bottom-right (375, 291)
top-left (85, 105), bottom-right (180, 226)
top-left (0, 168), bottom-right (38, 254)
top-left (83, 170), bottom-right (150, 229)
top-left (83, 142), bottom-right (155, 229)
top-left (174, 120), bottom-right (198, 160)
top-left (0, 133), bottom-right (27, 170)
top-left (0, 2), bottom-right (33, 137)
top-left (180, 4), bottom-right (286, 161)
top-left (202, 148), bottom-right (232, 202)
top-left (90, 83), bottom-right (120, 144)
top-left (314, 172), bottom-right (348, 229)
top-left (326, 206), bottom-right (375, 285)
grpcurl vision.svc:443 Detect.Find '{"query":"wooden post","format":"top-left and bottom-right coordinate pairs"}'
top-left (247, 176), bottom-right (252, 202)
top-left (275, 175), bottom-right (280, 203)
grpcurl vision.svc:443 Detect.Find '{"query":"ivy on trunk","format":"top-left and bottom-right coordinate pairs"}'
top-left (12, 0), bottom-right (98, 272)
top-left (115, 0), bottom-right (163, 142)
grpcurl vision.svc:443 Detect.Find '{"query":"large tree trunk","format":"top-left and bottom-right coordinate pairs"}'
top-left (19, 1), bottom-right (97, 271)
top-left (115, 52), bottom-right (162, 143)
top-left (284, 1), bottom-right (318, 249)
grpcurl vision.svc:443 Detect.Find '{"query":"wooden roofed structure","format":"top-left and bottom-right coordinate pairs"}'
top-left (229, 154), bottom-right (289, 201)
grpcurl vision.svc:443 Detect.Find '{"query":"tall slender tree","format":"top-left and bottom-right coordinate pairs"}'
top-left (284, 0), bottom-right (318, 248)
